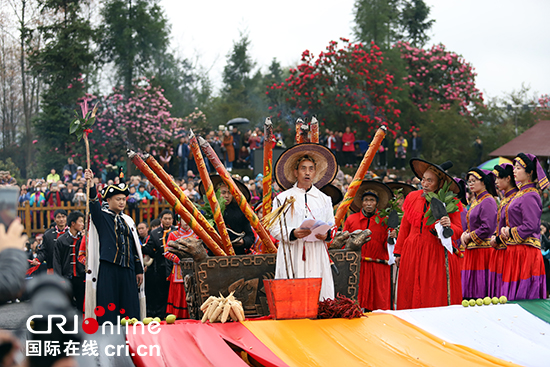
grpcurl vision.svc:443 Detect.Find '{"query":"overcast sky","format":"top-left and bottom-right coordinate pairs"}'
top-left (162, 0), bottom-right (549, 101)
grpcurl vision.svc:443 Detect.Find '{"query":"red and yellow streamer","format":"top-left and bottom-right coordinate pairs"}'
top-left (334, 126), bottom-right (387, 229)
top-left (130, 151), bottom-right (226, 256)
top-left (198, 136), bottom-right (277, 253)
top-left (189, 130), bottom-right (235, 256)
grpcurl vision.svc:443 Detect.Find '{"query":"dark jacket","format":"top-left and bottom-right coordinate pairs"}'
top-left (143, 226), bottom-right (176, 275)
top-left (224, 201), bottom-right (254, 255)
top-left (38, 226), bottom-right (68, 269)
top-left (411, 136), bottom-right (423, 152)
top-left (53, 231), bottom-right (86, 278)
top-left (89, 186), bottom-right (143, 274)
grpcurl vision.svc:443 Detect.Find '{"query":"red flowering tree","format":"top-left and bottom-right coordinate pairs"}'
top-left (394, 41), bottom-right (485, 114)
top-left (266, 38), bottom-right (401, 138)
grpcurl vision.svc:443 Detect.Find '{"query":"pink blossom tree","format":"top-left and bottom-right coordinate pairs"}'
top-left (95, 77), bottom-right (182, 153)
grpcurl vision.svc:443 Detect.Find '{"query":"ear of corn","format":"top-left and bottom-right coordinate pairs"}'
top-left (200, 294), bottom-right (245, 323)
top-left (221, 302), bottom-right (232, 323)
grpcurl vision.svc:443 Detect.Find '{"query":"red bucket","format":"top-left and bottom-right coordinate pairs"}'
top-left (263, 278), bottom-right (322, 319)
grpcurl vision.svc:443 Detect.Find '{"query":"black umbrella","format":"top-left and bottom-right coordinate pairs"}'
top-left (226, 117), bottom-right (250, 126)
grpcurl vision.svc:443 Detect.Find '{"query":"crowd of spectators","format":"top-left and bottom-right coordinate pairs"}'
top-left (1, 125), bottom-right (428, 230)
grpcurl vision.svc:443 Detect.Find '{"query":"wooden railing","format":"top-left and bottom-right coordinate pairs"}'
top-left (18, 200), bottom-right (173, 237)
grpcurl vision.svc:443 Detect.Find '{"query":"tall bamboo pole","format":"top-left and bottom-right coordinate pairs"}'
top-left (198, 136), bottom-right (278, 253)
top-left (143, 154), bottom-right (225, 249)
top-left (310, 116), bottom-right (319, 143)
top-left (262, 117), bottom-right (273, 217)
top-left (333, 126), bottom-right (387, 228)
top-left (129, 151), bottom-right (226, 256)
top-left (188, 130), bottom-right (234, 255)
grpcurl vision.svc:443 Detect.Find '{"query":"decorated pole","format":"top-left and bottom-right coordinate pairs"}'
top-left (299, 122), bottom-right (310, 143)
top-left (310, 116), bottom-right (319, 143)
top-left (188, 130), bottom-right (234, 255)
top-left (334, 126), bottom-right (387, 229)
top-left (129, 151), bottom-right (227, 256)
top-left (262, 117), bottom-right (273, 217)
top-left (143, 153), bottom-right (225, 249)
top-left (295, 118), bottom-right (303, 144)
top-left (198, 136), bottom-right (278, 253)
top-left (69, 100), bottom-right (98, 270)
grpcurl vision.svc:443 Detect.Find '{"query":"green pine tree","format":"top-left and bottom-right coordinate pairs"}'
top-left (30, 0), bottom-right (95, 177)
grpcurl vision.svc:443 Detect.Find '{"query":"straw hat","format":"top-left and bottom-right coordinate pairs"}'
top-left (386, 181), bottom-right (417, 198)
top-left (350, 180), bottom-right (393, 213)
top-left (197, 174), bottom-right (251, 203)
top-left (320, 184), bottom-right (344, 207)
top-left (409, 159), bottom-right (460, 194)
top-left (274, 143), bottom-right (338, 190)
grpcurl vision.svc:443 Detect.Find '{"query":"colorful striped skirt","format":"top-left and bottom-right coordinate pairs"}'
top-left (487, 244), bottom-right (546, 300)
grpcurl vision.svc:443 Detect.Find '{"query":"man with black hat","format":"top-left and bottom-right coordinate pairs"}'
top-left (143, 209), bottom-right (176, 318)
top-left (198, 175), bottom-right (255, 255)
top-left (271, 143), bottom-right (338, 300)
top-left (37, 209), bottom-right (68, 273)
top-left (84, 168), bottom-right (145, 324)
top-left (344, 181), bottom-right (396, 311)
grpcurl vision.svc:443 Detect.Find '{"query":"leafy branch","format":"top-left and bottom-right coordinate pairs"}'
top-left (69, 101), bottom-right (99, 141)
top-left (198, 189), bottom-right (226, 227)
top-left (423, 180), bottom-right (458, 226)
top-left (375, 188), bottom-right (405, 225)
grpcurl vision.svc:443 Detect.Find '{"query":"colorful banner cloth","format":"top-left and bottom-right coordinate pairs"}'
top-left (126, 320), bottom-right (288, 367)
top-left (242, 314), bottom-right (519, 367)
top-left (127, 304), bottom-right (550, 366)
top-left (382, 304), bottom-right (550, 367)
top-left (511, 298), bottom-right (550, 324)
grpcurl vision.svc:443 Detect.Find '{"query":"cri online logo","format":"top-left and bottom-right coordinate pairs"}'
top-left (28, 303), bottom-right (135, 335)
top-left (82, 303), bottom-right (127, 334)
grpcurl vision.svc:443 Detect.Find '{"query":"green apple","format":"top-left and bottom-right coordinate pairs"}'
top-left (492, 297), bottom-right (499, 305)
top-left (468, 299), bottom-right (476, 307)
top-left (154, 317), bottom-right (161, 323)
top-left (499, 296), bottom-right (508, 304)
top-left (476, 298), bottom-right (483, 306)
top-left (130, 318), bottom-right (138, 325)
top-left (462, 300), bottom-right (469, 307)
top-left (143, 317), bottom-right (153, 325)
top-left (121, 318), bottom-right (127, 326)
top-left (483, 297), bottom-right (491, 305)
top-left (166, 314), bottom-right (176, 324)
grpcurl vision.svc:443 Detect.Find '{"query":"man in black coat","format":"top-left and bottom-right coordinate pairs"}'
top-left (85, 168), bottom-right (144, 324)
top-left (37, 209), bottom-right (68, 273)
top-left (143, 209), bottom-right (176, 318)
top-left (53, 211), bottom-right (86, 312)
top-left (219, 183), bottom-right (254, 255)
top-left (411, 130), bottom-right (423, 158)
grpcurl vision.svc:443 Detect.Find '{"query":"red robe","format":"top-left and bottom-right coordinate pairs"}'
top-left (344, 210), bottom-right (390, 310)
top-left (164, 229), bottom-right (196, 319)
top-left (394, 190), bottom-right (463, 309)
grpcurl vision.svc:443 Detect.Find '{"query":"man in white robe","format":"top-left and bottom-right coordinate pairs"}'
top-left (271, 155), bottom-right (335, 300)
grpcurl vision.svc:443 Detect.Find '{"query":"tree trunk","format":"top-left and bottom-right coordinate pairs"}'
top-left (20, 0), bottom-right (33, 178)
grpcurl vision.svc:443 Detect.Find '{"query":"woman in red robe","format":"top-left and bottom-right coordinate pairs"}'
top-left (164, 222), bottom-right (196, 318)
top-left (394, 160), bottom-right (463, 309)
